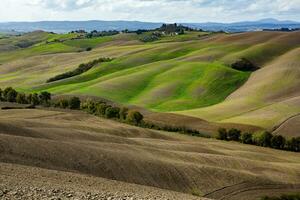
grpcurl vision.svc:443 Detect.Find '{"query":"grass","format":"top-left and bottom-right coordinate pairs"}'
top-left (0, 30), bottom-right (300, 130)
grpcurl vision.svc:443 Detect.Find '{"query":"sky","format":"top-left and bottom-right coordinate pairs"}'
top-left (0, 0), bottom-right (299, 23)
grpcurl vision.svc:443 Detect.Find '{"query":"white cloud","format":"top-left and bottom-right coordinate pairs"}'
top-left (0, 0), bottom-right (299, 22)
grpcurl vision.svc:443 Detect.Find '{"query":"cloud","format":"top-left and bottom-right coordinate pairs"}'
top-left (0, 0), bottom-right (299, 22)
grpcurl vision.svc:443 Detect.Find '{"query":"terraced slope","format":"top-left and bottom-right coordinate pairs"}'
top-left (0, 31), bottom-right (300, 130)
top-left (0, 107), bottom-right (299, 199)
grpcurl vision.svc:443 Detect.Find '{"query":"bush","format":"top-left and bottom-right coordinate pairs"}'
top-left (39, 91), bottom-right (51, 104)
top-left (270, 135), bottom-right (286, 149)
top-left (69, 97), bottom-right (81, 110)
top-left (16, 93), bottom-right (28, 104)
top-left (105, 106), bottom-right (120, 119)
top-left (58, 99), bottom-right (69, 109)
top-left (0, 88), bottom-right (3, 100)
top-left (286, 137), bottom-right (300, 152)
top-left (227, 128), bottom-right (241, 141)
top-left (96, 103), bottom-right (110, 116)
top-left (217, 128), bottom-right (228, 140)
top-left (127, 110), bottom-right (143, 125)
top-left (81, 99), bottom-right (97, 113)
top-left (3, 87), bottom-right (17, 102)
top-left (241, 132), bottom-right (253, 144)
top-left (31, 93), bottom-right (40, 105)
top-left (86, 47), bottom-right (92, 51)
top-left (261, 193), bottom-right (300, 200)
top-left (253, 131), bottom-right (273, 147)
top-left (6, 89), bottom-right (18, 102)
top-left (119, 107), bottom-right (129, 120)
top-left (231, 58), bottom-right (259, 71)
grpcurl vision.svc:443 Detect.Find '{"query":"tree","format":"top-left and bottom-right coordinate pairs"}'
top-left (59, 99), bottom-right (69, 109)
top-left (16, 93), bottom-right (28, 104)
top-left (241, 132), bottom-right (253, 144)
top-left (96, 103), bottom-right (110, 116)
top-left (227, 128), bottom-right (241, 141)
top-left (6, 89), bottom-right (18, 102)
top-left (3, 87), bottom-right (17, 102)
top-left (231, 58), bottom-right (258, 71)
top-left (31, 93), bottom-right (40, 105)
top-left (217, 128), bottom-right (227, 140)
top-left (105, 106), bottom-right (120, 119)
top-left (0, 88), bottom-right (3, 100)
top-left (68, 97), bottom-right (81, 109)
top-left (270, 135), bottom-right (286, 149)
top-left (119, 107), bottom-right (129, 120)
top-left (286, 137), bottom-right (300, 152)
top-left (26, 93), bottom-right (33, 104)
top-left (254, 131), bottom-right (273, 147)
top-left (127, 110), bottom-right (143, 125)
top-left (39, 91), bottom-right (51, 104)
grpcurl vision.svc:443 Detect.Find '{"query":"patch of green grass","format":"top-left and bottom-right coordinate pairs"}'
top-left (0, 43), bottom-right (79, 63)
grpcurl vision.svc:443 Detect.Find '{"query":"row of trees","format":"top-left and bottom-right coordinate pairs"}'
top-left (55, 97), bottom-right (144, 125)
top-left (217, 128), bottom-right (300, 152)
top-left (0, 87), bottom-right (51, 105)
top-left (261, 193), bottom-right (300, 200)
top-left (46, 57), bottom-right (113, 83)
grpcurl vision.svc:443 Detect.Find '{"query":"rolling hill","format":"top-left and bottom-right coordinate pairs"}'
top-left (1, 29), bottom-right (300, 200)
top-left (0, 106), bottom-right (299, 199)
top-left (0, 30), bottom-right (299, 134)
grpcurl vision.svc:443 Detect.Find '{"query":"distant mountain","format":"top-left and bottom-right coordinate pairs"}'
top-left (0, 18), bottom-right (299, 33)
top-left (184, 18), bottom-right (300, 32)
top-left (0, 20), bottom-right (163, 33)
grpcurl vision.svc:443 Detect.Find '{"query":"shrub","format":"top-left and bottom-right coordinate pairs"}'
top-left (270, 135), bottom-right (286, 149)
top-left (58, 99), bottom-right (69, 109)
top-left (81, 99), bottom-right (96, 113)
top-left (231, 58), bottom-right (259, 71)
top-left (0, 88), bottom-right (2, 100)
top-left (69, 97), bottom-right (81, 109)
top-left (105, 106), bottom-right (120, 119)
top-left (96, 103), bottom-right (110, 116)
top-left (261, 193), bottom-right (300, 200)
top-left (119, 107), bottom-right (129, 120)
top-left (241, 132), bottom-right (253, 144)
top-left (31, 93), bottom-right (40, 105)
top-left (86, 47), bottom-right (92, 51)
top-left (217, 128), bottom-right (228, 140)
top-left (127, 110), bottom-right (143, 125)
top-left (16, 93), bottom-right (28, 104)
top-left (227, 128), bottom-right (241, 141)
top-left (39, 91), bottom-right (51, 104)
top-left (6, 89), bottom-right (18, 102)
top-left (253, 131), bottom-right (273, 147)
top-left (286, 137), bottom-right (300, 152)
top-left (3, 87), bottom-right (17, 102)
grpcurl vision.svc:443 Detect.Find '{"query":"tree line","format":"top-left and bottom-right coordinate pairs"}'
top-left (0, 86), bottom-right (208, 137)
top-left (0, 87), bottom-right (51, 106)
top-left (1, 86), bottom-right (299, 152)
top-left (46, 57), bottom-right (113, 83)
top-left (217, 128), bottom-right (300, 152)
top-left (261, 193), bottom-right (300, 200)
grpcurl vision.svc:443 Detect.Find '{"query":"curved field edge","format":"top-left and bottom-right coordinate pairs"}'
top-left (0, 108), bottom-right (299, 199)
top-left (1, 31), bottom-right (300, 129)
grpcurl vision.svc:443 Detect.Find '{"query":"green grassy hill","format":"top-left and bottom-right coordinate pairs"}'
top-left (0, 30), bottom-right (300, 132)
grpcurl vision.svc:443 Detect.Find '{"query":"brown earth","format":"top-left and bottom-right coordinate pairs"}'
top-left (0, 107), bottom-right (299, 199)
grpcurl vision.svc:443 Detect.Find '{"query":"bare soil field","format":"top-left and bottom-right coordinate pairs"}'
top-left (0, 107), bottom-right (299, 199)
